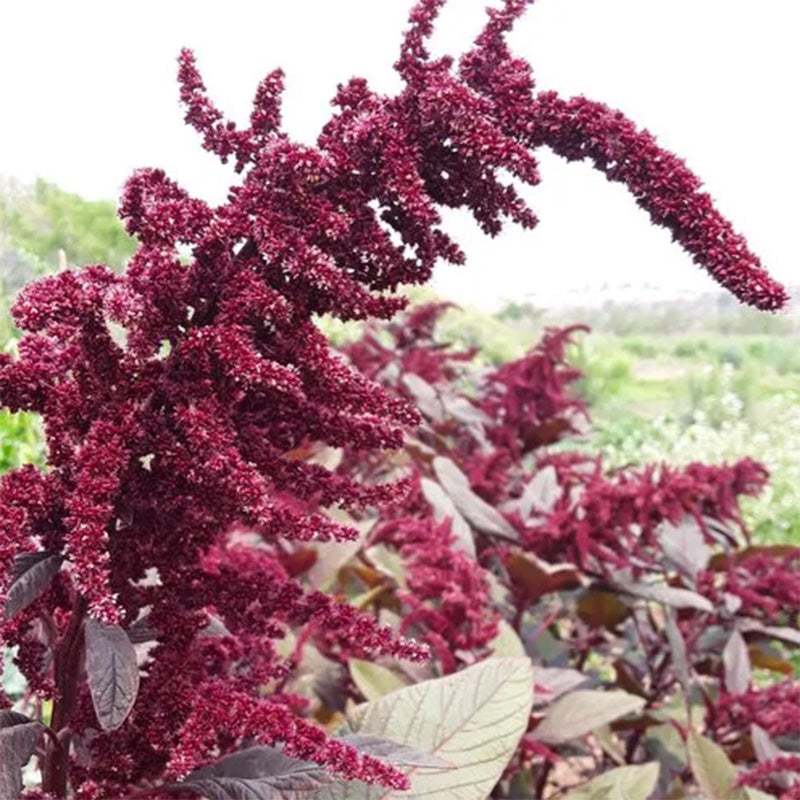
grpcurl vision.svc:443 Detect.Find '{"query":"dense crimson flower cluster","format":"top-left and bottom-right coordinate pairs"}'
top-left (738, 756), bottom-right (800, 800)
top-left (517, 454), bottom-right (768, 574)
top-left (374, 514), bottom-right (500, 674)
top-left (0, 1), bottom-right (792, 797)
top-left (711, 680), bottom-right (800, 741)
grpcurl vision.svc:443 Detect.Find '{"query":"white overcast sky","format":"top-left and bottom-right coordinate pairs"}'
top-left (1, 0), bottom-right (797, 310)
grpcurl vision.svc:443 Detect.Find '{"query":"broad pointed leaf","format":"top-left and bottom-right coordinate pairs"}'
top-left (614, 581), bottom-right (713, 613)
top-left (531, 667), bottom-right (590, 706)
top-left (664, 607), bottom-right (691, 693)
top-left (722, 630), bottom-right (751, 694)
top-left (0, 713), bottom-right (43, 800)
top-left (576, 589), bottom-right (630, 629)
top-left (348, 660), bottom-right (407, 702)
top-left (320, 657), bottom-right (533, 799)
top-left (687, 731), bottom-right (748, 800)
top-left (0, 711), bottom-right (32, 728)
top-left (175, 745), bottom-right (336, 799)
top-left (402, 375), bottom-right (442, 422)
top-left (432, 457), bottom-right (517, 540)
top-left (85, 618), bottom-right (140, 731)
top-left (489, 620), bottom-right (526, 658)
top-left (657, 518), bottom-right (709, 579)
top-left (519, 466), bottom-right (560, 518)
top-left (750, 725), bottom-right (793, 791)
top-left (533, 690), bottom-right (645, 745)
top-left (175, 737), bottom-right (446, 800)
top-left (341, 736), bottom-right (449, 770)
top-left (560, 762), bottom-right (659, 800)
top-left (4, 551), bottom-right (62, 619)
top-left (739, 619), bottom-right (800, 647)
top-left (419, 478), bottom-right (475, 557)
top-left (508, 552), bottom-right (583, 601)
top-left (441, 396), bottom-right (491, 428)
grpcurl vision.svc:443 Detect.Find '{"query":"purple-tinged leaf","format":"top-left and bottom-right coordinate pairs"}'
top-left (432, 457), bottom-right (517, 541)
top-left (722, 630), bottom-right (751, 694)
top-left (657, 518), bottom-right (709, 579)
top-left (0, 711), bottom-right (32, 728)
top-left (531, 667), bottom-right (589, 707)
top-left (533, 690), bottom-right (646, 745)
top-left (441, 396), bottom-right (490, 428)
top-left (127, 614), bottom-right (159, 644)
top-left (722, 592), bottom-right (743, 615)
top-left (85, 618), bottom-right (140, 731)
top-left (519, 466), bottom-right (560, 519)
top-left (174, 745), bottom-right (336, 799)
top-left (0, 713), bottom-right (44, 800)
top-left (419, 478), bottom-right (475, 558)
top-left (614, 581), bottom-right (713, 613)
top-left (738, 619), bottom-right (800, 647)
top-left (4, 551), bottom-right (62, 619)
top-left (173, 737), bottom-right (444, 800)
top-left (402, 375), bottom-right (442, 422)
top-left (664, 607), bottom-right (690, 694)
top-left (750, 725), bottom-right (793, 791)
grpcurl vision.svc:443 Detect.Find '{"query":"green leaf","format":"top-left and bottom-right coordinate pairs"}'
top-left (320, 657), bottom-right (533, 799)
top-left (488, 619), bottom-right (526, 658)
top-left (744, 789), bottom-right (779, 800)
top-left (560, 762), bottom-right (660, 800)
top-left (533, 690), bottom-right (646, 745)
top-left (349, 660), bottom-right (407, 702)
top-left (687, 731), bottom-right (747, 800)
top-left (365, 545), bottom-right (408, 589)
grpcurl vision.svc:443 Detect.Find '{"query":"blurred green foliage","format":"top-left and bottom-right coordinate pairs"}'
top-left (1, 177), bottom-right (135, 290)
top-left (0, 410), bottom-right (44, 473)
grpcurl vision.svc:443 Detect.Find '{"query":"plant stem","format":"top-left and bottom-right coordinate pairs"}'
top-left (534, 760), bottom-right (553, 799)
top-left (42, 594), bottom-right (87, 797)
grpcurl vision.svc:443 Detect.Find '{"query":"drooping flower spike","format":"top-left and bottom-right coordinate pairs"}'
top-left (0, 1), bottom-right (789, 796)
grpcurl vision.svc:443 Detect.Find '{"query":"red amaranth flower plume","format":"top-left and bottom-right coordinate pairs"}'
top-left (0, 1), bottom-right (791, 796)
top-left (375, 515), bottom-right (500, 674)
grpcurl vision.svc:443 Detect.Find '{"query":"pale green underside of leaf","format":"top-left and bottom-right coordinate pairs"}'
top-left (315, 657), bottom-right (533, 800)
top-left (534, 690), bottom-right (646, 745)
top-left (687, 731), bottom-right (748, 800)
top-left (348, 659), bottom-right (407, 702)
top-left (560, 762), bottom-right (659, 800)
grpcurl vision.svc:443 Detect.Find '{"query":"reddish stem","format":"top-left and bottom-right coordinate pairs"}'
top-left (42, 593), bottom-right (88, 797)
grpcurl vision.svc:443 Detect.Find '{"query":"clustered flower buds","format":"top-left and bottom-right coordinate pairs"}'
top-left (0, 1), bottom-right (791, 797)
